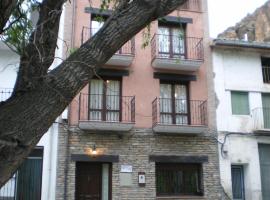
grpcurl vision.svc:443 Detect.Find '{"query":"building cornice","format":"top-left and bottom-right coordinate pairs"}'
top-left (211, 39), bottom-right (270, 52)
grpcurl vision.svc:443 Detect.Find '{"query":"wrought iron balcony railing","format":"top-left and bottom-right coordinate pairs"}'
top-left (252, 107), bottom-right (270, 131)
top-left (79, 93), bottom-right (135, 123)
top-left (152, 98), bottom-right (207, 127)
top-left (151, 34), bottom-right (204, 62)
top-left (178, 0), bottom-right (202, 12)
top-left (0, 174), bottom-right (17, 200)
top-left (81, 27), bottom-right (135, 56)
top-left (0, 88), bottom-right (12, 102)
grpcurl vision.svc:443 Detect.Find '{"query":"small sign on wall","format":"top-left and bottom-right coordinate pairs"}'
top-left (138, 172), bottom-right (146, 186)
top-left (120, 165), bottom-right (133, 173)
top-left (120, 173), bottom-right (132, 186)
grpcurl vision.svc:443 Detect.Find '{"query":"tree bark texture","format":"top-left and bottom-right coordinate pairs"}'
top-left (0, 0), bottom-right (187, 187)
top-left (14, 0), bottom-right (67, 92)
top-left (0, 0), bottom-right (18, 33)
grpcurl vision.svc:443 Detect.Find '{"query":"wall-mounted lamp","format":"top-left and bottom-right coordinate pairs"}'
top-left (92, 144), bottom-right (97, 155)
top-left (85, 144), bottom-right (98, 156)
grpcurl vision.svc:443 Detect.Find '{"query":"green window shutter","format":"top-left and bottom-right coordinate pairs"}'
top-left (258, 144), bottom-right (270, 200)
top-left (262, 93), bottom-right (270, 129)
top-left (231, 91), bottom-right (250, 115)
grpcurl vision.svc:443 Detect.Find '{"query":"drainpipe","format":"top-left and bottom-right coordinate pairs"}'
top-left (63, 127), bottom-right (71, 200)
top-left (71, 0), bottom-right (77, 49)
top-left (63, 0), bottom-right (76, 198)
top-left (47, 124), bottom-right (54, 200)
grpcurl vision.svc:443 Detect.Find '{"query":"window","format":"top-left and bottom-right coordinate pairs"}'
top-left (91, 15), bottom-right (107, 36)
top-left (231, 91), bottom-right (250, 115)
top-left (262, 93), bottom-right (270, 129)
top-left (261, 57), bottom-right (270, 83)
top-left (178, 0), bottom-right (201, 12)
top-left (91, 15), bottom-right (131, 55)
top-left (160, 82), bottom-right (189, 125)
top-left (231, 165), bottom-right (245, 200)
top-left (158, 24), bottom-right (186, 58)
top-left (156, 163), bottom-right (203, 196)
top-left (89, 78), bottom-right (121, 122)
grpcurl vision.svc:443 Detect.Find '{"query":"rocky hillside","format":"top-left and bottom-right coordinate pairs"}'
top-left (218, 0), bottom-right (270, 42)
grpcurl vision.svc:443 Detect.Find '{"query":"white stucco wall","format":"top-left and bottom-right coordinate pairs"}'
top-left (218, 134), bottom-right (270, 200)
top-left (213, 49), bottom-right (270, 133)
top-left (37, 123), bottom-right (58, 200)
top-left (213, 48), bottom-right (270, 199)
top-left (0, 46), bottom-right (19, 89)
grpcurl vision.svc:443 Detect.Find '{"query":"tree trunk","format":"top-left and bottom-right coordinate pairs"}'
top-left (0, 0), bottom-right (187, 186)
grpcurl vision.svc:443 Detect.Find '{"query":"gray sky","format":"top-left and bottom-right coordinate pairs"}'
top-left (208, 0), bottom-right (268, 38)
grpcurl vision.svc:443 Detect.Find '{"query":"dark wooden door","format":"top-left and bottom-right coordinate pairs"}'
top-left (76, 162), bottom-right (102, 200)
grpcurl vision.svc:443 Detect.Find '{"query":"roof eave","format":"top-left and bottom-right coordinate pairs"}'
top-left (211, 39), bottom-right (270, 51)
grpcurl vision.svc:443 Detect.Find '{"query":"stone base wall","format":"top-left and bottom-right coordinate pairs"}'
top-left (56, 124), bottom-right (69, 200)
top-left (56, 125), bottom-right (222, 200)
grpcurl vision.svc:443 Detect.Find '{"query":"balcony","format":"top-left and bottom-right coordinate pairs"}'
top-left (78, 93), bottom-right (135, 132)
top-left (252, 107), bottom-right (270, 134)
top-left (151, 34), bottom-right (204, 72)
top-left (178, 0), bottom-right (202, 12)
top-left (152, 98), bottom-right (207, 135)
top-left (0, 88), bottom-right (12, 102)
top-left (81, 27), bottom-right (135, 67)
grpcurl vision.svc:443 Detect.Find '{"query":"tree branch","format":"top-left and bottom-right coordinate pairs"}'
top-left (0, 0), bottom-right (187, 187)
top-left (1, 1), bottom-right (24, 33)
top-left (14, 0), bottom-right (67, 93)
top-left (0, 0), bottom-right (18, 34)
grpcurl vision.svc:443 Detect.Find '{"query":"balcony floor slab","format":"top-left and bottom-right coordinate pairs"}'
top-left (254, 129), bottom-right (270, 136)
top-left (152, 58), bottom-right (203, 72)
top-left (79, 121), bottom-right (134, 132)
top-left (106, 54), bottom-right (134, 67)
top-left (153, 124), bottom-right (207, 135)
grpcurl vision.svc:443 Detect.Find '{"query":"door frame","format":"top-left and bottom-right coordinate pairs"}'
top-left (75, 162), bottom-right (112, 200)
top-left (231, 165), bottom-right (245, 200)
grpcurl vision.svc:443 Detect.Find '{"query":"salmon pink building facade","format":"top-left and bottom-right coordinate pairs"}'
top-left (56, 0), bottom-right (222, 199)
